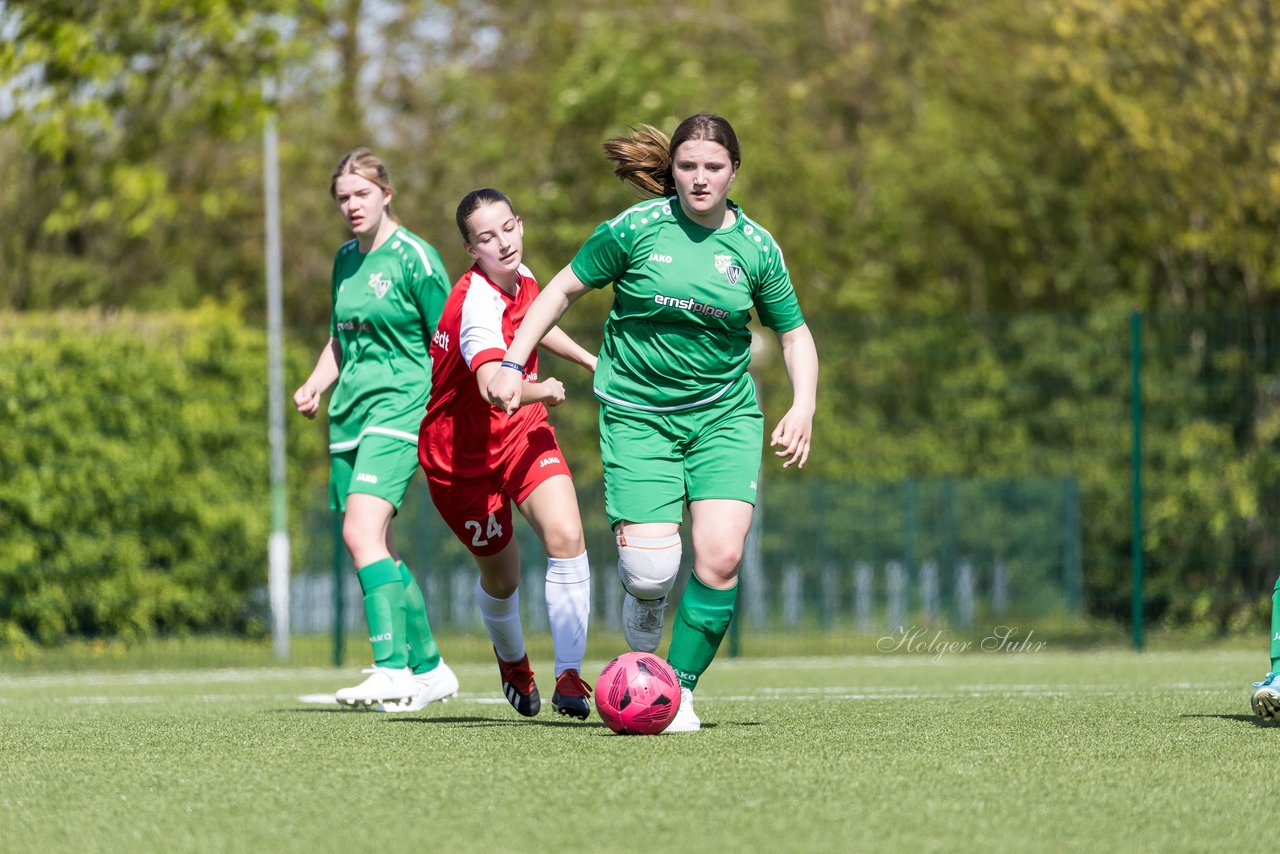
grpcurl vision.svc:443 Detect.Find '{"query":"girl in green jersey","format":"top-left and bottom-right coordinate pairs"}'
top-left (295, 148), bottom-right (457, 711)
top-left (487, 114), bottom-right (819, 732)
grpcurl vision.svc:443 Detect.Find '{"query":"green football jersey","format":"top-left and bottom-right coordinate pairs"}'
top-left (326, 226), bottom-right (450, 452)
top-left (570, 197), bottom-right (805, 411)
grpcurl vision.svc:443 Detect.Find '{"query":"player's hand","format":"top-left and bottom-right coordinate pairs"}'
top-left (541, 377), bottom-right (566, 407)
top-left (293, 382), bottom-right (320, 419)
top-left (770, 406), bottom-right (813, 469)
top-left (486, 366), bottom-right (523, 414)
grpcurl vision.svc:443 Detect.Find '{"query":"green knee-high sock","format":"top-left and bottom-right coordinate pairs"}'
top-left (357, 557), bottom-right (407, 669)
top-left (668, 574), bottom-right (738, 691)
top-left (399, 561), bottom-right (441, 674)
top-left (1270, 577), bottom-right (1280, 672)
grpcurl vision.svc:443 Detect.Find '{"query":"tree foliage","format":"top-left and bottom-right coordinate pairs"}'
top-left (0, 0), bottom-right (319, 310)
top-left (2, 0), bottom-right (1279, 635)
top-left (4, 0), bottom-right (1276, 320)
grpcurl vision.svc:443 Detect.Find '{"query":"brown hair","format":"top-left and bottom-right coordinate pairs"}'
top-left (329, 147), bottom-right (399, 222)
top-left (456, 187), bottom-right (515, 242)
top-left (602, 113), bottom-right (742, 198)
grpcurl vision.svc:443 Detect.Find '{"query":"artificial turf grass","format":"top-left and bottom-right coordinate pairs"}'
top-left (0, 649), bottom-right (1270, 853)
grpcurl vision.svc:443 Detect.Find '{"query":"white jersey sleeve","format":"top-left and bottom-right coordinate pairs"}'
top-left (458, 272), bottom-right (508, 370)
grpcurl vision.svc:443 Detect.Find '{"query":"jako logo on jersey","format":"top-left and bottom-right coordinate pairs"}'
top-left (714, 254), bottom-right (743, 286)
top-left (355, 473), bottom-right (378, 484)
top-left (653, 293), bottom-right (729, 319)
top-left (538, 456), bottom-right (562, 468)
top-left (432, 329), bottom-right (450, 351)
top-left (369, 632), bottom-right (393, 643)
top-left (648, 252), bottom-right (673, 264)
top-left (368, 272), bottom-right (392, 299)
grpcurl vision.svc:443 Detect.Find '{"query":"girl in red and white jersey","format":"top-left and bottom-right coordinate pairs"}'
top-left (419, 188), bottom-right (597, 719)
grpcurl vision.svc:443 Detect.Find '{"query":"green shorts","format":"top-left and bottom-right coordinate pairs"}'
top-left (329, 435), bottom-right (419, 513)
top-left (599, 373), bottom-right (763, 528)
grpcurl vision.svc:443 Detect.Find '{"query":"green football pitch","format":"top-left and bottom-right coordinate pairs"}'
top-left (0, 648), bottom-right (1269, 852)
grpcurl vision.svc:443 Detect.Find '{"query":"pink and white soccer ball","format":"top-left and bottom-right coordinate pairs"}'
top-left (595, 651), bottom-right (682, 735)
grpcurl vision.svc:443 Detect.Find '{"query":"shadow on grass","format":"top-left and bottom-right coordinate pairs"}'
top-left (281, 708), bottom-right (610, 729)
top-left (387, 715), bottom-right (604, 729)
top-left (1182, 713), bottom-right (1277, 728)
top-left (384, 718), bottom-right (748, 732)
top-left (275, 706), bottom-right (757, 737)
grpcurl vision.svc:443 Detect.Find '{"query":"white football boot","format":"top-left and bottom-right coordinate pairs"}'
top-left (335, 666), bottom-right (418, 709)
top-left (623, 593), bottom-right (667, 653)
top-left (663, 686), bottom-right (701, 733)
top-left (1252, 672), bottom-right (1280, 720)
top-left (378, 661), bottom-right (460, 713)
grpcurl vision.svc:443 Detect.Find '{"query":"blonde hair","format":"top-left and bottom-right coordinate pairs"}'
top-left (329, 147), bottom-right (399, 222)
top-left (602, 114), bottom-right (742, 198)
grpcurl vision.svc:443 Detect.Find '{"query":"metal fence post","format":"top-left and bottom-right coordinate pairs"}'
top-left (1130, 311), bottom-right (1145, 651)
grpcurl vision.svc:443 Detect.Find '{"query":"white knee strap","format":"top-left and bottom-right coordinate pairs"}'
top-left (616, 533), bottom-right (682, 600)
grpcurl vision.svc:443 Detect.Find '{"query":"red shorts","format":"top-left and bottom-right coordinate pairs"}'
top-left (427, 423), bottom-right (573, 557)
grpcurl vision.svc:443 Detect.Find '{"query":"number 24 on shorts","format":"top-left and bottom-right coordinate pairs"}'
top-left (464, 513), bottom-right (504, 548)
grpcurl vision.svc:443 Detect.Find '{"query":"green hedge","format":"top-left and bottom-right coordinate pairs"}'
top-left (0, 308), bottom-right (327, 644)
top-left (4, 307), bottom-right (1278, 644)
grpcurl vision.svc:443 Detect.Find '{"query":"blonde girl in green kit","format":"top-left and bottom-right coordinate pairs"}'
top-left (295, 148), bottom-right (457, 711)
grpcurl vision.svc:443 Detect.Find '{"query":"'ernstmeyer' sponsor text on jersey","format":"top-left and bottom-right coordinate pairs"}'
top-left (570, 198), bottom-right (804, 412)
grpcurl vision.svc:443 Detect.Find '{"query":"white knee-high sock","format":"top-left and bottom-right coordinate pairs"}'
top-left (546, 551), bottom-right (590, 677)
top-left (476, 580), bottom-right (525, 663)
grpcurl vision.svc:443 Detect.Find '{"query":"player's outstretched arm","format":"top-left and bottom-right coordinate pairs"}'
top-left (487, 264), bottom-right (590, 413)
top-left (541, 326), bottom-right (597, 374)
top-left (770, 323), bottom-right (818, 469)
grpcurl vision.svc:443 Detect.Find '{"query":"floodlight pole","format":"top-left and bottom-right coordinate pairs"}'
top-left (1130, 312), bottom-right (1144, 652)
top-left (264, 76), bottom-right (290, 660)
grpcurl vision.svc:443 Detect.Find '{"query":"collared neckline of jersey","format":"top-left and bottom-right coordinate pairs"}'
top-left (669, 196), bottom-right (743, 235)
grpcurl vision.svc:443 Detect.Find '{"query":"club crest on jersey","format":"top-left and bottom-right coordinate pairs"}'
top-left (368, 272), bottom-right (392, 299)
top-left (714, 254), bottom-right (743, 285)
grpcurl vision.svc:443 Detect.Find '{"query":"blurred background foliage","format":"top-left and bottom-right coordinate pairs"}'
top-left (2, 0), bottom-right (1279, 643)
top-left (4, 0), bottom-right (1276, 322)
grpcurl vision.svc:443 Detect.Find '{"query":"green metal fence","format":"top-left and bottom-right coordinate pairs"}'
top-left (288, 309), bottom-right (1280, 657)
top-left (293, 473), bottom-right (1084, 661)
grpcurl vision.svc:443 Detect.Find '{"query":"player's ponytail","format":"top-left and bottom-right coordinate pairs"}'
top-left (603, 114), bottom-right (742, 200)
top-left (603, 124), bottom-right (674, 198)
